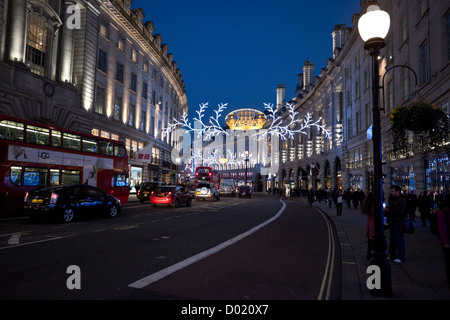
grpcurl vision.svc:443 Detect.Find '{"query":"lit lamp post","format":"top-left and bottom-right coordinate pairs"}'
top-left (241, 151), bottom-right (252, 184)
top-left (358, 1), bottom-right (392, 296)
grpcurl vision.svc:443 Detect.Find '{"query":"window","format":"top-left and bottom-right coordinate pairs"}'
top-left (99, 20), bottom-right (109, 39)
top-left (142, 82), bottom-right (148, 99)
top-left (365, 103), bottom-right (372, 129)
top-left (387, 80), bottom-right (394, 112)
top-left (82, 137), bottom-right (98, 153)
top-left (420, 41), bottom-right (429, 85)
top-left (61, 170), bottom-right (80, 185)
top-left (131, 48), bottom-right (137, 62)
top-left (10, 166), bottom-right (22, 186)
top-left (117, 37), bottom-right (125, 51)
top-left (140, 110), bottom-right (146, 131)
top-left (402, 68), bottom-right (409, 101)
top-left (85, 185), bottom-right (104, 197)
top-left (51, 130), bottom-right (61, 147)
top-left (401, 14), bottom-right (408, 44)
top-left (23, 167), bottom-right (48, 187)
top-left (63, 132), bottom-right (81, 151)
top-left (111, 133), bottom-right (119, 141)
top-left (98, 140), bottom-right (113, 156)
top-left (95, 86), bottom-right (105, 115)
top-left (150, 115), bottom-right (155, 137)
top-left (152, 90), bottom-right (156, 105)
top-left (91, 128), bottom-right (99, 136)
top-left (114, 173), bottom-right (129, 187)
top-left (114, 144), bottom-right (126, 157)
top-left (116, 62), bottom-right (124, 83)
top-left (26, 14), bottom-right (50, 76)
top-left (114, 96), bottom-right (122, 121)
top-left (129, 103), bottom-right (135, 127)
top-left (130, 73), bottom-right (137, 92)
top-left (97, 49), bottom-right (107, 73)
top-left (50, 169), bottom-right (60, 185)
top-left (0, 120), bottom-right (24, 141)
top-left (26, 125), bottom-right (50, 145)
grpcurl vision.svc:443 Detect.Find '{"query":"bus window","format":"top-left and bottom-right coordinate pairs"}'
top-left (114, 144), bottom-right (126, 157)
top-left (63, 132), bottom-right (81, 151)
top-left (51, 130), bottom-right (62, 147)
top-left (0, 120), bottom-right (24, 141)
top-left (83, 137), bottom-right (98, 153)
top-left (61, 170), bottom-right (80, 185)
top-left (99, 140), bottom-right (113, 156)
top-left (23, 167), bottom-right (48, 187)
top-left (49, 169), bottom-right (60, 185)
top-left (10, 166), bottom-right (22, 186)
top-left (114, 173), bottom-right (129, 187)
top-left (26, 125), bottom-right (50, 145)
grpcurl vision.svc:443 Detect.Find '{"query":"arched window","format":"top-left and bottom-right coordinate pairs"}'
top-left (26, 13), bottom-right (51, 76)
top-left (25, 1), bottom-right (62, 78)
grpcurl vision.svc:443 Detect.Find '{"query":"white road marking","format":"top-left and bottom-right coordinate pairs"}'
top-left (128, 199), bottom-right (286, 289)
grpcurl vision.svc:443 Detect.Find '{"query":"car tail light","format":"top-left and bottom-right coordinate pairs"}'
top-left (50, 192), bottom-right (59, 204)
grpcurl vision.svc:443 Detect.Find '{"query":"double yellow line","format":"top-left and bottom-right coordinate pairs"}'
top-left (317, 208), bottom-right (336, 300)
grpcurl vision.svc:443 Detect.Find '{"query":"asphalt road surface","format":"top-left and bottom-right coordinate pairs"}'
top-left (0, 193), bottom-right (341, 301)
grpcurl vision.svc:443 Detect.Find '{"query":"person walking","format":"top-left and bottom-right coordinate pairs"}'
top-left (406, 190), bottom-right (418, 221)
top-left (385, 185), bottom-right (407, 263)
top-left (336, 189), bottom-right (343, 216)
top-left (361, 192), bottom-right (375, 261)
top-left (436, 195), bottom-right (450, 287)
top-left (417, 191), bottom-right (430, 227)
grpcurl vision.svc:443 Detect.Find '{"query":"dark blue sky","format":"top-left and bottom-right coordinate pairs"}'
top-left (131, 0), bottom-right (362, 120)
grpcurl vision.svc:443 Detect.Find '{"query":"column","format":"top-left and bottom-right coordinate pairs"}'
top-left (8, 0), bottom-right (28, 62)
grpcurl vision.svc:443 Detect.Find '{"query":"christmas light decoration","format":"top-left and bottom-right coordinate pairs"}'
top-left (163, 101), bottom-right (331, 141)
top-left (263, 103), bottom-right (332, 140)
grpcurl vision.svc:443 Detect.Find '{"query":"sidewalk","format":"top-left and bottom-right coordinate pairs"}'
top-left (304, 197), bottom-right (450, 300)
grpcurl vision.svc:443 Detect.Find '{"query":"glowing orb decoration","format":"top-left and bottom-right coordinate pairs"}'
top-left (225, 109), bottom-right (267, 131)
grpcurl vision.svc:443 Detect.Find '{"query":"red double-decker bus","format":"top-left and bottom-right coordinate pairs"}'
top-left (0, 115), bottom-right (129, 217)
top-left (194, 166), bottom-right (220, 188)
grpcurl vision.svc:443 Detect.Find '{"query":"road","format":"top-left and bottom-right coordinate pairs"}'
top-left (0, 193), bottom-right (341, 301)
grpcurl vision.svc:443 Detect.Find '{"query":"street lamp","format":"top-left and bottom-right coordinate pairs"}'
top-left (241, 151), bottom-right (252, 184)
top-left (358, 1), bottom-right (392, 297)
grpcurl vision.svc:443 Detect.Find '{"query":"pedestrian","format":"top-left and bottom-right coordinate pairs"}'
top-left (385, 185), bottom-right (407, 263)
top-left (361, 192), bottom-right (375, 260)
top-left (336, 189), bottom-right (343, 216)
top-left (406, 190), bottom-right (418, 221)
top-left (417, 191), bottom-right (430, 227)
top-left (436, 195), bottom-right (450, 287)
top-left (352, 190), bottom-right (360, 209)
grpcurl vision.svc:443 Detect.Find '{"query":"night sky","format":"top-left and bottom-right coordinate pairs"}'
top-left (130, 0), bottom-right (363, 122)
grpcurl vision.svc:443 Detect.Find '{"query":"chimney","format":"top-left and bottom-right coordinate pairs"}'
top-left (276, 84), bottom-right (286, 111)
top-left (303, 59), bottom-right (315, 91)
top-left (332, 24), bottom-right (348, 59)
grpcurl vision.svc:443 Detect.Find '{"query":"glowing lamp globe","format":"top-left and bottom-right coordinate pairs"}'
top-left (358, 4), bottom-right (390, 44)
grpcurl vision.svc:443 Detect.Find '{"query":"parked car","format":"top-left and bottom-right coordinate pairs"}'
top-left (195, 183), bottom-right (220, 201)
top-left (137, 181), bottom-right (165, 203)
top-left (150, 186), bottom-right (191, 208)
top-left (220, 179), bottom-right (236, 197)
top-left (187, 183), bottom-right (198, 198)
top-left (238, 185), bottom-right (252, 198)
top-left (24, 184), bottom-right (121, 223)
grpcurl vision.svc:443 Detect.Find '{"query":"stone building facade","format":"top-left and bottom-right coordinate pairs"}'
top-left (0, 0), bottom-right (188, 190)
top-left (276, 0), bottom-right (450, 196)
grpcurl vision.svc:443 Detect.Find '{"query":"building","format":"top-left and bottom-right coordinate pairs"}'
top-left (0, 0), bottom-right (188, 192)
top-left (276, 0), bottom-right (450, 197)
